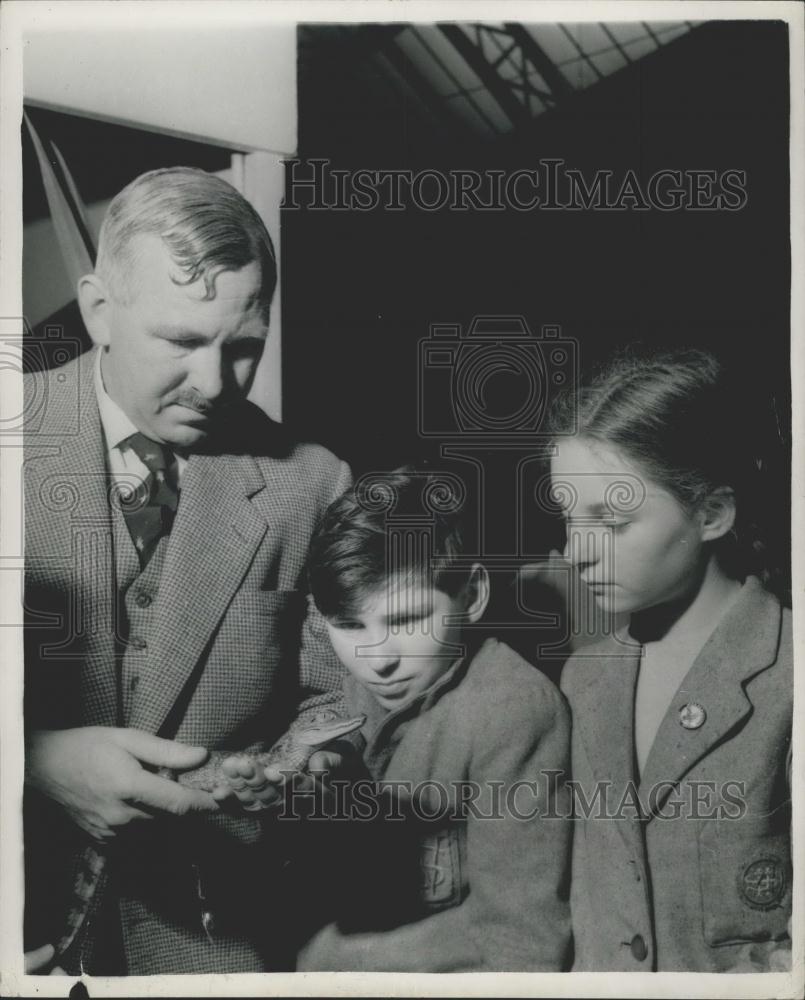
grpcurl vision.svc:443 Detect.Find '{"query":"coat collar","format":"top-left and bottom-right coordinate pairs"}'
top-left (637, 576), bottom-right (782, 814)
top-left (359, 637), bottom-right (488, 778)
top-left (126, 445), bottom-right (269, 735)
top-left (574, 577), bottom-right (782, 838)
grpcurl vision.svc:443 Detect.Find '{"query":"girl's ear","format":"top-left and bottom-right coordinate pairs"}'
top-left (700, 486), bottom-right (737, 542)
top-left (77, 273), bottom-right (113, 347)
top-left (463, 563), bottom-right (491, 623)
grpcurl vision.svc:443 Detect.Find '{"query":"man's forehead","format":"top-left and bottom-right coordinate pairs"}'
top-left (126, 233), bottom-right (186, 282)
top-left (123, 234), bottom-right (264, 305)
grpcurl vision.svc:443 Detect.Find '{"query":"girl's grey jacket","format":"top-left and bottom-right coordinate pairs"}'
top-left (561, 576), bottom-right (792, 972)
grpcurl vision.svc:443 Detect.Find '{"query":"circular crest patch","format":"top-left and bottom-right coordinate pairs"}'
top-left (738, 856), bottom-right (786, 910)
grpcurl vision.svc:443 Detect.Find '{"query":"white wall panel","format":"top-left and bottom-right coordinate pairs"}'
top-left (24, 25), bottom-right (297, 154)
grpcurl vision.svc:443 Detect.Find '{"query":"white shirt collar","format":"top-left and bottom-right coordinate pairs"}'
top-left (93, 347), bottom-right (140, 452)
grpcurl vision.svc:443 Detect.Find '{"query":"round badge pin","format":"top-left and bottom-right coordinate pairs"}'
top-left (738, 856), bottom-right (786, 910)
top-left (678, 703), bottom-right (706, 730)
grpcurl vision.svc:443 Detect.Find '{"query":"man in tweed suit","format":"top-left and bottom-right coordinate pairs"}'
top-left (23, 168), bottom-right (351, 974)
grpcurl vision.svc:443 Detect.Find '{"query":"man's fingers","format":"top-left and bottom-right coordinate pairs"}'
top-left (130, 771), bottom-right (219, 815)
top-left (307, 750), bottom-right (342, 773)
top-left (263, 765), bottom-right (288, 786)
top-left (116, 729), bottom-right (209, 771)
top-left (218, 757), bottom-right (285, 810)
top-left (120, 802), bottom-right (155, 823)
top-left (221, 755), bottom-right (257, 782)
top-left (243, 766), bottom-right (274, 790)
top-left (235, 782), bottom-right (280, 810)
top-left (211, 783), bottom-right (236, 803)
top-left (241, 779), bottom-right (283, 810)
top-left (24, 943), bottom-right (55, 974)
top-left (69, 808), bottom-right (115, 842)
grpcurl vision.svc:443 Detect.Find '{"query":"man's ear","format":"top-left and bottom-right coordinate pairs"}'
top-left (700, 486), bottom-right (737, 543)
top-left (463, 563), bottom-right (491, 623)
top-left (77, 274), bottom-right (113, 347)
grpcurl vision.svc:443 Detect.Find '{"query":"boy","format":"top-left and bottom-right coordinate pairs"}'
top-left (231, 469), bottom-right (572, 971)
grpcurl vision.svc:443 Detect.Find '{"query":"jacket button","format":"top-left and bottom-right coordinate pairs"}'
top-left (135, 591), bottom-right (152, 608)
top-left (630, 934), bottom-right (648, 961)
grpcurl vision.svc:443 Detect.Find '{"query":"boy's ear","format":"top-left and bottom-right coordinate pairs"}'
top-left (700, 486), bottom-right (737, 542)
top-left (77, 273), bottom-right (113, 347)
top-left (463, 563), bottom-right (490, 623)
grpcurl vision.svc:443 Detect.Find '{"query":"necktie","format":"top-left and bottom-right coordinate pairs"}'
top-left (121, 432), bottom-right (179, 567)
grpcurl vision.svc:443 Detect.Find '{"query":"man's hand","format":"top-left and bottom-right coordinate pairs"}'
top-left (211, 755), bottom-right (287, 811)
top-left (24, 943), bottom-right (67, 976)
top-left (211, 749), bottom-right (349, 812)
top-left (26, 727), bottom-right (218, 841)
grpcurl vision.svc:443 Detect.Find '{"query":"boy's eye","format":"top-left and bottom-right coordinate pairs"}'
top-left (330, 619), bottom-right (362, 631)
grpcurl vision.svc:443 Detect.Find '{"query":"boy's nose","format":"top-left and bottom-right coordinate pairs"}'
top-left (357, 628), bottom-right (401, 676)
top-left (368, 655), bottom-right (401, 679)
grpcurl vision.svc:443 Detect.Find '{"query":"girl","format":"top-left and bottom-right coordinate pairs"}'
top-left (549, 347), bottom-right (792, 972)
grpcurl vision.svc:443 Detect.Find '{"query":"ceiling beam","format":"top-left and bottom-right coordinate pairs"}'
top-left (439, 23), bottom-right (530, 130)
top-left (502, 23), bottom-right (574, 102)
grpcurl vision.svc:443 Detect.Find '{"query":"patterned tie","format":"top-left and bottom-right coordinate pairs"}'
top-left (121, 432), bottom-right (179, 567)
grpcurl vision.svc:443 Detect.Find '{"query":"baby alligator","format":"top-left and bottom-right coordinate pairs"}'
top-left (56, 712), bottom-right (366, 965)
top-left (156, 713), bottom-right (366, 790)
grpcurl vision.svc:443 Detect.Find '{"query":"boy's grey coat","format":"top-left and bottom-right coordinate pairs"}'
top-left (561, 577), bottom-right (792, 971)
top-left (23, 348), bottom-right (351, 973)
top-left (299, 638), bottom-right (572, 972)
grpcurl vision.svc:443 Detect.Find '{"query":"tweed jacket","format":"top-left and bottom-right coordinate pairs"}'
top-left (297, 638), bottom-right (573, 972)
top-left (560, 577), bottom-right (792, 972)
top-left (23, 348), bottom-right (351, 974)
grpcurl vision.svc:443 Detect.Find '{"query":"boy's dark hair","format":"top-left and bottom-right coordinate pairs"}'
top-left (308, 467), bottom-right (476, 620)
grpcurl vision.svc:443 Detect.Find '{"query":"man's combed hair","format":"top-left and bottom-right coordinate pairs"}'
top-left (309, 467), bottom-right (475, 620)
top-left (95, 166), bottom-right (277, 314)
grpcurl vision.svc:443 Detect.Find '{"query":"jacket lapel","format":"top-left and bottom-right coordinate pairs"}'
top-left (35, 349), bottom-right (120, 724)
top-left (127, 450), bottom-right (268, 734)
top-left (572, 633), bottom-right (644, 851)
top-left (638, 577), bottom-right (782, 818)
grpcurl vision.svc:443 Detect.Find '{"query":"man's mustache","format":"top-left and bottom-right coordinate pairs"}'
top-left (173, 391), bottom-right (217, 414)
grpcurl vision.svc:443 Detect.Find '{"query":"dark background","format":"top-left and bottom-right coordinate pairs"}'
top-left (284, 20), bottom-right (790, 476)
